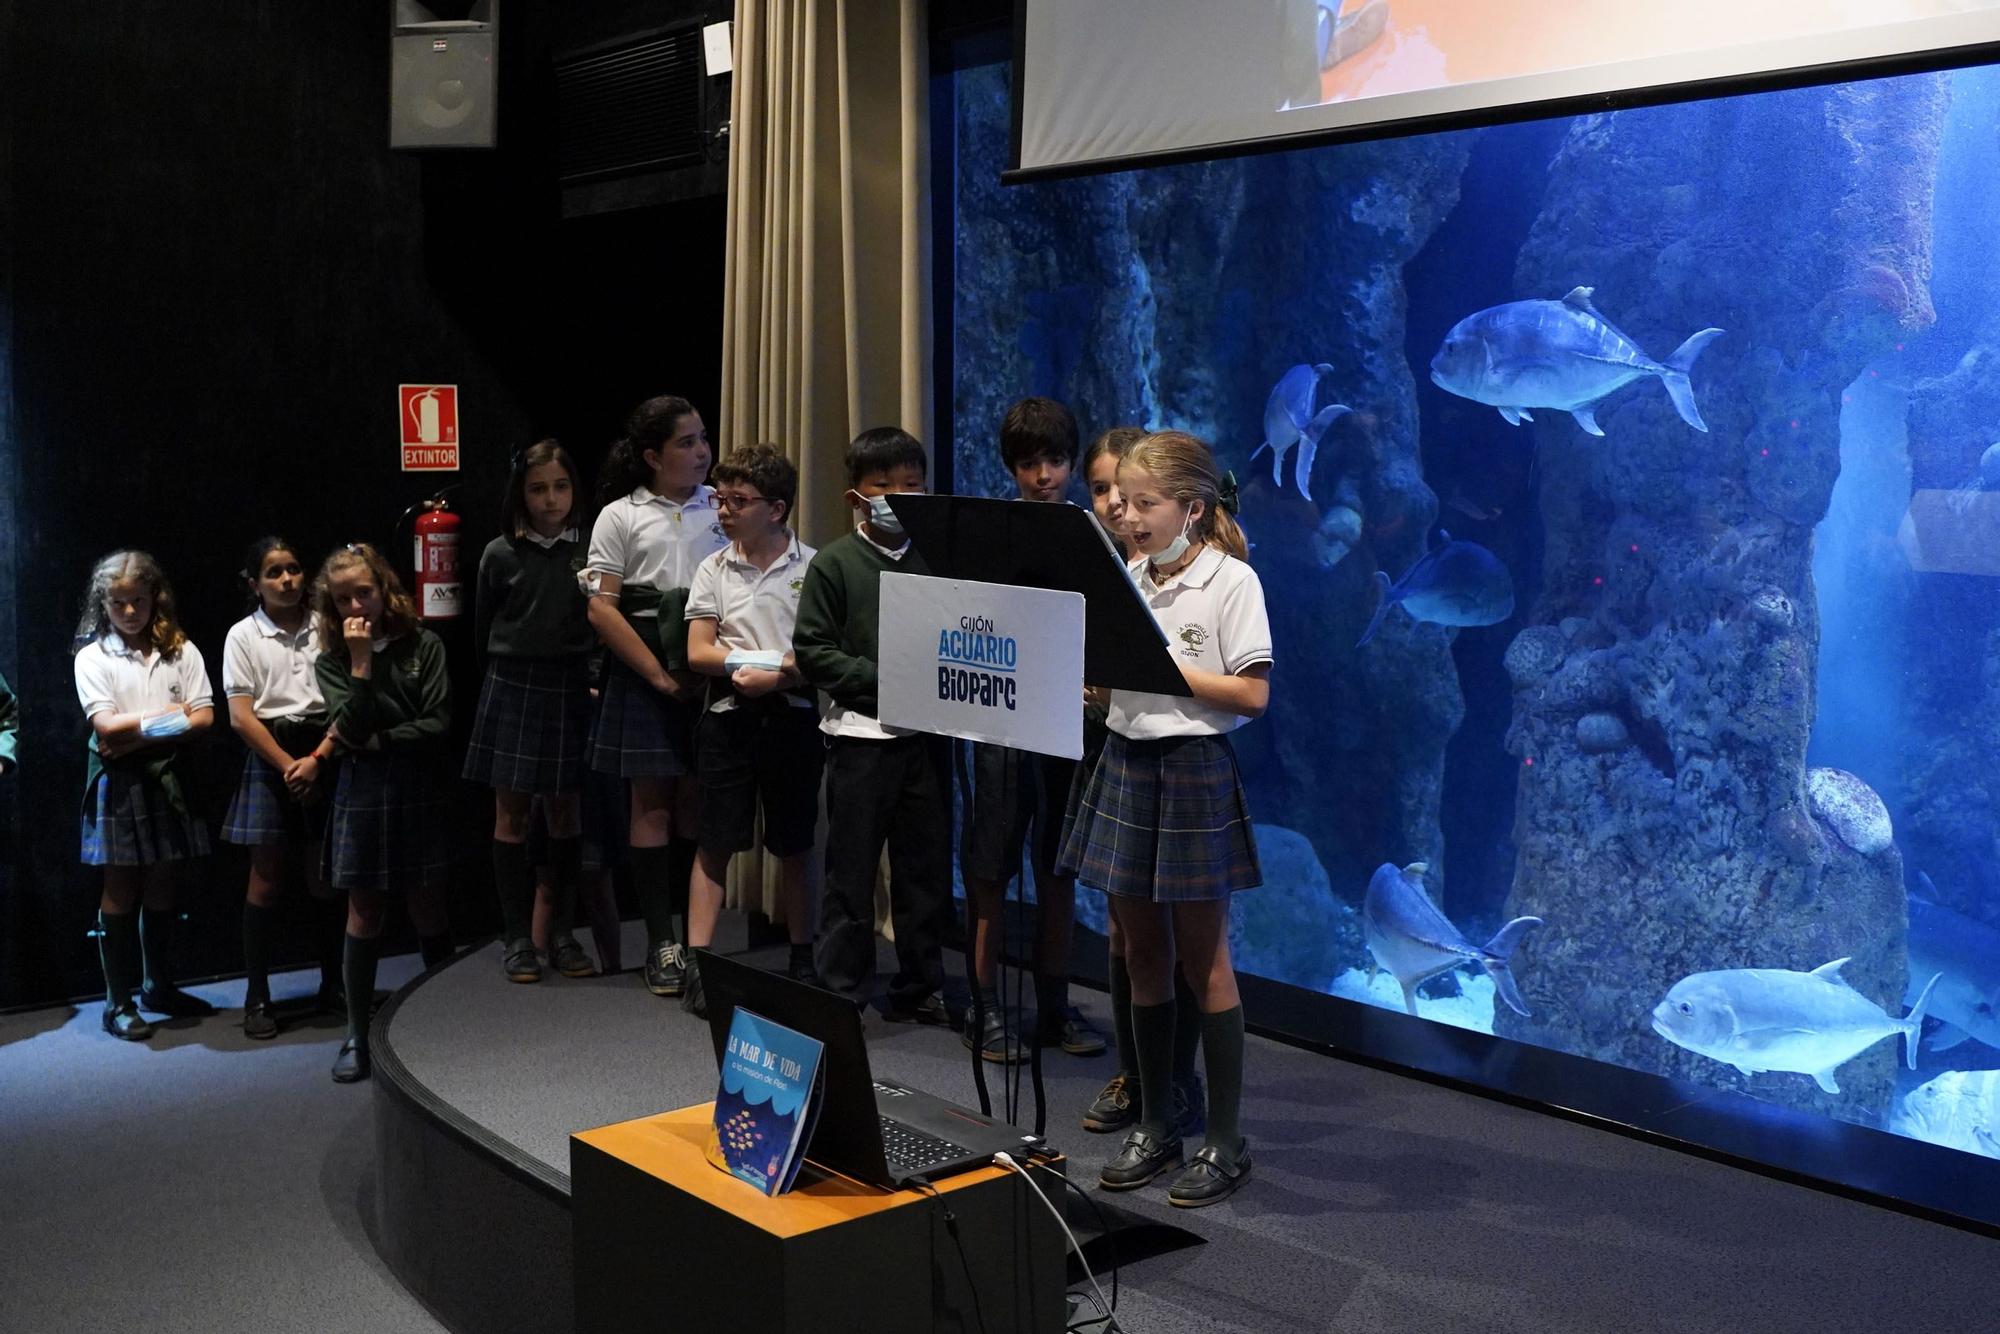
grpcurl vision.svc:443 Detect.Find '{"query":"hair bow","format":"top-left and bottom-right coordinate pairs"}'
top-left (1217, 470), bottom-right (1241, 517)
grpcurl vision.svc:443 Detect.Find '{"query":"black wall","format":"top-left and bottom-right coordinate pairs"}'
top-left (0, 2), bottom-right (727, 1009)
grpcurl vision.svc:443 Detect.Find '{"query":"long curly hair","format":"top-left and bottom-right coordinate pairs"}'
top-left (74, 550), bottom-right (189, 657)
top-left (310, 542), bottom-right (419, 652)
top-left (1120, 431), bottom-right (1249, 562)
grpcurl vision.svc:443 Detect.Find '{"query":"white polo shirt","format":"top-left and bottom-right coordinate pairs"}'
top-left (1108, 545), bottom-right (1273, 740)
top-left (586, 485), bottom-right (730, 614)
top-left (221, 608), bottom-right (325, 720)
top-left (75, 635), bottom-right (214, 721)
top-left (821, 524), bottom-right (916, 740)
top-left (685, 533), bottom-right (818, 713)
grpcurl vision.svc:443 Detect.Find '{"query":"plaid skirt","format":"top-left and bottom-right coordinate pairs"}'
top-left (588, 655), bottom-right (691, 779)
top-left (321, 750), bottom-right (451, 894)
top-left (1056, 731), bottom-right (1260, 902)
top-left (463, 655), bottom-right (593, 793)
top-left (221, 750), bottom-right (329, 848)
top-left (81, 770), bottom-right (211, 867)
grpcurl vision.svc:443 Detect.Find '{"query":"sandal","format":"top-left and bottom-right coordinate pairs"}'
top-left (1168, 1140), bottom-right (1252, 1207)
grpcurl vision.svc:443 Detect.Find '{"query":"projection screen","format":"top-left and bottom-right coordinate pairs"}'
top-left (1012, 0), bottom-right (2000, 179)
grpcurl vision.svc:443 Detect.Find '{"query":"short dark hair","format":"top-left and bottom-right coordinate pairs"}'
top-left (844, 427), bottom-right (927, 488)
top-left (999, 397), bottom-right (1079, 470)
top-left (711, 443), bottom-right (799, 527)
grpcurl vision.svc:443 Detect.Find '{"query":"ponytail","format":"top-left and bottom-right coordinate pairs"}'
top-left (599, 395), bottom-right (697, 507)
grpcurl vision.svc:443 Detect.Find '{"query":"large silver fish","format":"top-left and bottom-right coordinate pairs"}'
top-left (1430, 287), bottom-right (1724, 436)
top-left (1651, 959), bottom-right (1939, 1094)
top-left (1362, 861), bottom-right (1542, 1018)
top-left (1909, 873), bottom-right (2000, 1054)
top-left (1355, 530), bottom-right (1514, 648)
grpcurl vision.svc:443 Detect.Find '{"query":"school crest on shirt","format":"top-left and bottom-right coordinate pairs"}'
top-left (789, 577), bottom-right (805, 594)
top-left (1175, 623), bottom-right (1209, 659)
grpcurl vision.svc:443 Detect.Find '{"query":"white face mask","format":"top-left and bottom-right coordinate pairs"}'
top-left (1149, 508), bottom-right (1195, 568)
top-left (859, 492), bottom-right (905, 539)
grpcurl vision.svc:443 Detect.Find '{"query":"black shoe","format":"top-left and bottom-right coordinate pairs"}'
top-left (884, 990), bottom-right (950, 1026)
top-left (138, 985), bottom-right (218, 1018)
top-left (1172, 1072), bottom-right (1207, 1142)
top-left (1098, 1127), bottom-right (1182, 1191)
top-left (644, 941), bottom-right (687, 997)
top-left (243, 1000), bottom-right (280, 1041)
top-left (681, 957), bottom-right (707, 1019)
top-left (1168, 1140), bottom-right (1252, 1208)
top-left (785, 953), bottom-right (821, 988)
top-left (101, 1002), bottom-right (156, 1042)
top-left (332, 1039), bottom-right (370, 1083)
top-left (962, 1005), bottom-right (1024, 1064)
top-left (502, 939), bottom-right (543, 984)
top-left (548, 932), bottom-right (597, 978)
top-left (1082, 1072), bottom-right (1138, 1134)
top-left (1053, 1005), bottom-right (1107, 1057)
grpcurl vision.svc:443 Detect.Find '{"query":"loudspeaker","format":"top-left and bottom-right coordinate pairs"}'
top-left (390, 1), bottom-right (497, 150)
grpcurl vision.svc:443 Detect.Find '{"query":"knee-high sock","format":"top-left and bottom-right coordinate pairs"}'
top-left (1109, 955), bottom-right (1138, 1081)
top-left (1173, 967), bottom-right (1203, 1084)
top-left (630, 845), bottom-right (678, 949)
top-left (98, 910), bottom-right (140, 1007)
top-left (242, 902), bottom-right (275, 1006)
top-left (343, 933), bottom-right (380, 1049)
top-left (547, 836), bottom-right (583, 937)
top-left (139, 906), bottom-right (179, 994)
top-left (1131, 999), bottom-right (1178, 1141)
top-left (1200, 1005), bottom-right (1246, 1152)
top-left (491, 840), bottom-right (534, 946)
top-left (314, 896), bottom-right (347, 997)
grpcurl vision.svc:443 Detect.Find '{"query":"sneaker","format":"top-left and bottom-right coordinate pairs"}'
top-left (548, 932), bottom-right (597, 978)
top-left (502, 939), bottom-right (543, 984)
top-left (1172, 1072), bottom-right (1207, 1142)
top-left (1052, 1005), bottom-right (1107, 1057)
top-left (242, 1000), bottom-right (280, 1041)
top-left (961, 1005), bottom-right (1024, 1064)
top-left (644, 941), bottom-right (687, 997)
top-left (1082, 1073), bottom-right (1137, 1134)
top-left (884, 989), bottom-right (950, 1026)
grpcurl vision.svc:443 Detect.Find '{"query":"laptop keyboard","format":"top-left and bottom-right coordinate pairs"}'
top-left (879, 1116), bottom-right (967, 1174)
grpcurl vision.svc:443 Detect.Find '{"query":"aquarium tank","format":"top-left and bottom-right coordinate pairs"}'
top-left (946, 55), bottom-right (2000, 1172)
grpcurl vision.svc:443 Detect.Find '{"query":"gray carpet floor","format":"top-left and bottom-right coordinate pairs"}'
top-left (0, 954), bottom-right (440, 1334)
top-left (11, 923), bottom-right (2000, 1334)
top-left (394, 922), bottom-right (2000, 1334)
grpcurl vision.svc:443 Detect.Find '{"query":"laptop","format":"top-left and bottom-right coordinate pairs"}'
top-left (695, 949), bottom-right (1044, 1189)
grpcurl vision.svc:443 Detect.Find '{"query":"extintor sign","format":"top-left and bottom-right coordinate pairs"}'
top-left (399, 384), bottom-right (460, 470)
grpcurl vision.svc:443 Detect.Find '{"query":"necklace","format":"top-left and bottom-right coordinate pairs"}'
top-left (1149, 546), bottom-right (1200, 583)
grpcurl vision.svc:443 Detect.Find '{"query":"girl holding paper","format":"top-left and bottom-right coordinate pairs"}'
top-left (464, 440), bottom-right (598, 984)
top-left (681, 443), bottom-right (821, 1017)
top-left (73, 549), bottom-right (218, 1041)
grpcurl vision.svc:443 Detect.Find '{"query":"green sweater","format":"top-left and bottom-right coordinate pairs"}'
top-left (474, 534), bottom-right (594, 659)
top-left (0, 670), bottom-right (16, 773)
top-left (315, 629), bottom-right (451, 753)
top-left (792, 529), bottom-right (930, 719)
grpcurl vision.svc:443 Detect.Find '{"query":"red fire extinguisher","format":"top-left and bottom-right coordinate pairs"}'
top-left (411, 492), bottom-right (463, 620)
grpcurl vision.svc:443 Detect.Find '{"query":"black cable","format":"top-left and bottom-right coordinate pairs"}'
top-left (955, 739), bottom-right (995, 1119)
top-left (1027, 1155), bottom-right (1119, 1314)
top-left (910, 1176), bottom-right (991, 1334)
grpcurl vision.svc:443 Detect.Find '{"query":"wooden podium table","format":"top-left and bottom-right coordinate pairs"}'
top-left (572, 1105), bottom-right (1068, 1334)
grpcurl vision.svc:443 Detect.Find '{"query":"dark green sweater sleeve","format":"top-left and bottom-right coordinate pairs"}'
top-left (0, 671), bottom-right (17, 773)
top-left (792, 544), bottom-right (877, 712)
top-left (379, 632), bottom-right (451, 749)
top-left (315, 632), bottom-right (450, 751)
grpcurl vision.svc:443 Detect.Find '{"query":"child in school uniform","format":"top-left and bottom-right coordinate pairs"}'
top-left (221, 536), bottom-right (343, 1039)
top-left (960, 398), bottom-right (1107, 1064)
top-left (313, 542), bottom-right (453, 1083)
top-left (682, 444), bottom-right (821, 1016)
top-left (585, 395), bottom-right (730, 998)
top-left (1059, 430), bottom-right (1271, 1208)
top-left (793, 427), bottom-right (954, 1022)
top-left (73, 549), bottom-right (218, 1040)
top-left (1075, 427), bottom-right (1209, 1140)
top-left (465, 441), bottom-right (597, 984)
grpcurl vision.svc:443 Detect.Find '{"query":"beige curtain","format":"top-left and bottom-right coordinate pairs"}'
top-left (717, 0), bottom-right (934, 918)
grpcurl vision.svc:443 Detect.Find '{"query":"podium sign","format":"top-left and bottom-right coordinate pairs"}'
top-left (878, 572), bottom-right (1084, 760)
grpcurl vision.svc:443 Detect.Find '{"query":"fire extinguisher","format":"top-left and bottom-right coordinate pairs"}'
top-left (409, 490), bottom-right (462, 620)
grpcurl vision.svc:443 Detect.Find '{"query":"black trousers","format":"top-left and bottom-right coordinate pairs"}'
top-left (815, 734), bottom-right (951, 1011)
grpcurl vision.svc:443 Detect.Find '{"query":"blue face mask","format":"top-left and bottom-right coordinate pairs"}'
top-left (860, 492), bottom-right (905, 539)
top-left (139, 710), bottom-right (191, 740)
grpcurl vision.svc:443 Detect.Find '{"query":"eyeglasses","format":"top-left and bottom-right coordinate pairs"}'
top-left (715, 495), bottom-right (773, 512)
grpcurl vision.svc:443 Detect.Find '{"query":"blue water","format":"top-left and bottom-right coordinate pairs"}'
top-left (948, 57), bottom-right (2000, 1167)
